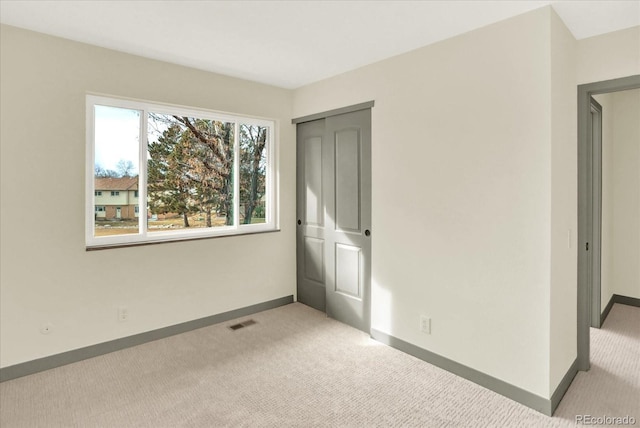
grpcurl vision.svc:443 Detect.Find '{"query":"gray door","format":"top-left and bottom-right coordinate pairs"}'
top-left (296, 118), bottom-right (327, 312)
top-left (296, 109), bottom-right (371, 333)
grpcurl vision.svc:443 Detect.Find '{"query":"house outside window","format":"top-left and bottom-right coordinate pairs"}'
top-left (95, 206), bottom-right (106, 219)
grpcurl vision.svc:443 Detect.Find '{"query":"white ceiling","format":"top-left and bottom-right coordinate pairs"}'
top-left (1, 1), bottom-right (638, 89)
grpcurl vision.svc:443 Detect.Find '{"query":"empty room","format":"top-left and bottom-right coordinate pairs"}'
top-left (1, 1), bottom-right (639, 426)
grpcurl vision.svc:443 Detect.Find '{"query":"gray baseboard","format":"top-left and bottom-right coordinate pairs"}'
top-left (371, 329), bottom-right (575, 416)
top-left (0, 295), bottom-right (294, 383)
top-left (550, 358), bottom-right (578, 415)
top-left (601, 295), bottom-right (616, 326)
top-left (601, 294), bottom-right (640, 326)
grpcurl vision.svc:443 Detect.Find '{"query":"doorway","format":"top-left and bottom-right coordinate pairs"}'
top-left (577, 74), bottom-right (640, 371)
top-left (294, 103), bottom-right (373, 333)
top-left (588, 97), bottom-right (603, 329)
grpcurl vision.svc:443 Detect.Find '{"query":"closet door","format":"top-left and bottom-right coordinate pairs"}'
top-left (296, 108), bottom-right (371, 333)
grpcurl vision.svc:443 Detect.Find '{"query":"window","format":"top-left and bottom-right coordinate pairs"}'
top-left (86, 95), bottom-right (277, 248)
top-left (95, 206), bottom-right (105, 212)
top-left (95, 191), bottom-right (102, 196)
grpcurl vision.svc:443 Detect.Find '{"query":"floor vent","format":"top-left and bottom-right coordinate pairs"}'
top-left (228, 319), bottom-right (257, 330)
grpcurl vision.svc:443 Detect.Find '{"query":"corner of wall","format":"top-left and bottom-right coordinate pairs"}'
top-left (549, 7), bottom-right (578, 396)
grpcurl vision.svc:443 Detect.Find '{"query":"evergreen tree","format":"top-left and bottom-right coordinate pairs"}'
top-left (147, 124), bottom-right (198, 227)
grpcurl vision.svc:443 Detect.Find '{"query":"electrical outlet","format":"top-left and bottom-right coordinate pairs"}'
top-left (40, 322), bottom-right (53, 335)
top-left (420, 315), bottom-right (431, 334)
top-left (118, 306), bottom-right (129, 322)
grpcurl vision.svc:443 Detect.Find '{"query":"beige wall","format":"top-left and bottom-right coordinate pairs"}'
top-left (577, 26), bottom-right (640, 85)
top-left (611, 89), bottom-right (640, 301)
top-left (0, 24), bottom-right (296, 368)
top-left (597, 89), bottom-right (640, 310)
top-left (549, 9), bottom-right (578, 395)
top-left (295, 7), bottom-right (554, 397)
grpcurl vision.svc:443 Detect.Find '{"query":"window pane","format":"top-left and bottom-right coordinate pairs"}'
top-left (94, 105), bottom-right (140, 237)
top-left (147, 113), bottom-right (235, 232)
top-left (239, 124), bottom-right (268, 224)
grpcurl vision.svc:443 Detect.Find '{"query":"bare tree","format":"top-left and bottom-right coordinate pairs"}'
top-left (146, 115), bottom-right (267, 227)
top-left (240, 125), bottom-right (267, 224)
top-left (116, 159), bottom-right (135, 177)
top-left (95, 163), bottom-right (118, 178)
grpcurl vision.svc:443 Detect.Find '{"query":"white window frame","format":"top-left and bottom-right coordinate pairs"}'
top-left (86, 94), bottom-right (278, 249)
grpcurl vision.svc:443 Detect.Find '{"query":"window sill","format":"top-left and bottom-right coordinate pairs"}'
top-left (86, 228), bottom-right (281, 251)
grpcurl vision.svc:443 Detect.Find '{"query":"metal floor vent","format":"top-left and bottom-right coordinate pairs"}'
top-left (228, 319), bottom-right (257, 331)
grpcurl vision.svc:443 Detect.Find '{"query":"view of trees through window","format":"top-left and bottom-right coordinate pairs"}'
top-left (146, 114), bottom-right (237, 232)
top-left (92, 102), bottom-right (269, 240)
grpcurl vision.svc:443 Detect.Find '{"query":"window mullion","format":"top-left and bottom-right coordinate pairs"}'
top-left (139, 109), bottom-right (148, 236)
top-left (86, 103), bottom-right (96, 245)
top-left (267, 126), bottom-right (273, 226)
top-left (233, 122), bottom-right (240, 227)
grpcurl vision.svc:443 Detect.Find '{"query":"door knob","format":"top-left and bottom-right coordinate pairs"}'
top-left (297, 219), bottom-right (302, 225)
top-left (364, 229), bottom-right (371, 237)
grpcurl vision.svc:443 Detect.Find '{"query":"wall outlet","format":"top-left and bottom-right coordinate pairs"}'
top-left (420, 315), bottom-right (431, 334)
top-left (40, 322), bottom-right (53, 335)
top-left (118, 306), bottom-right (129, 322)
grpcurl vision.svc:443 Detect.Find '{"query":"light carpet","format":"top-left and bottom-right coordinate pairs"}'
top-left (0, 303), bottom-right (638, 427)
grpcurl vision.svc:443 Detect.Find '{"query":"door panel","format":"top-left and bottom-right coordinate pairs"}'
top-left (297, 119), bottom-right (327, 312)
top-left (335, 128), bottom-right (361, 232)
top-left (304, 136), bottom-right (323, 227)
top-left (335, 244), bottom-right (361, 298)
top-left (304, 237), bottom-right (324, 283)
top-left (324, 110), bottom-right (371, 333)
top-left (296, 108), bottom-right (371, 333)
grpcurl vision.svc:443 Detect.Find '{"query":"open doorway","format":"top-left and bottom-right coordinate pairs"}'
top-left (577, 74), bottom-right (640, 371)
top-left (592, 89), bottom-right (640, 328)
